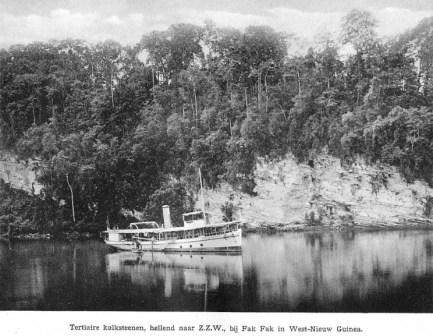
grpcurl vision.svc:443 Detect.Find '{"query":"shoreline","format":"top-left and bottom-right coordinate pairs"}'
top-left (2, 219), bottom-right (433, 242)
top-left (1, 231), bottom-right (99, 242)
top-left (243, 217), bottom-right (433, 233)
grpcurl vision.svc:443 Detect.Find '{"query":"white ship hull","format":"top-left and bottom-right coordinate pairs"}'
top-left (136, 228), bottom-right (242, 252)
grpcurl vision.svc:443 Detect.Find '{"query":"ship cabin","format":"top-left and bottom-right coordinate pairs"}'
top-left (128, 221), bottom-right (159, 230)
top-left (183, 211), bottom-right (210, 228)
top-left (134, 208), bottom-right (241, 242)
top-left (103, 221), bottom-right (159, 242)
top-left (137, 221), bottom-right (240, 242)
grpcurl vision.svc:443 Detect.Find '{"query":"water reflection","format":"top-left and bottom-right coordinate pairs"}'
top-left (242, 231), bottom-right (433, 311)
top-left (105, 251), bottom-right (243, 309)
top-left (1, 230), bottom-right (433, 311)
top-left (0, 240), bottom-right (109, 310)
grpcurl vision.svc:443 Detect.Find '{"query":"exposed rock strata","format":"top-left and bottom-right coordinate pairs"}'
top-left (1, 149), bottom-right (432, 228)
top-left (0, 151), bottom-right (42, 195)
top-left (203, 155), bottom-right (433, 228)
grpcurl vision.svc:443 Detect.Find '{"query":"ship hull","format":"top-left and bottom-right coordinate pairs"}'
top-left (136, 229), bottom-right (242, 252)
top-left (105, 228), bottom-right (242, 252)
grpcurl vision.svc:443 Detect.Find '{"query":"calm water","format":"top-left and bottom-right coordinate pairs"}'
top-left (1, 231), bottom-right (433, 311)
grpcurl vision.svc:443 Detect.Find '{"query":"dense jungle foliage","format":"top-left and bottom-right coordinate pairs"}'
top-left (1, 9), bottom-right (433, 232)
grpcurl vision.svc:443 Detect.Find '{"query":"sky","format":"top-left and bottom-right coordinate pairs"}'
top-left (1, 0), bottom-right (433, 49)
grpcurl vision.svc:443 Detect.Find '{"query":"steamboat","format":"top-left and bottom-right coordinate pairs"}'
top-left (103, 170), bottom-right (242, 252)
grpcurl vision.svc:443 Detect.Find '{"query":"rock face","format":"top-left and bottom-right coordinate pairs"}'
top-left (1, 148), bottom-right (431, 227)
top-left (203, 154), bottom-right (433, 227)
top-left (0, 151), bottom-right (42, 194)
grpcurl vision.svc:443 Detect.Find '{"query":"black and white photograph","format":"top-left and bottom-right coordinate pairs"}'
top-left (1, 0), bottom-right (433, 325)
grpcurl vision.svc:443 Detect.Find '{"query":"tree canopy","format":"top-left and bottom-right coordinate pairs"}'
top-left (2, 13), bottom-right (433, 231)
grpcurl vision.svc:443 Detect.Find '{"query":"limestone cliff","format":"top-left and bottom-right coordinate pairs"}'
top-left (0, 151), bottom-right (42, 194)
top-left (203, 154), bottom-right (433, 227)
top-left (1, 148), bottom-right (432, 227)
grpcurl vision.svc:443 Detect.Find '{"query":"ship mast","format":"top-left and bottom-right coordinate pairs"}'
top-left (199, 167), bottom-right (206, 218)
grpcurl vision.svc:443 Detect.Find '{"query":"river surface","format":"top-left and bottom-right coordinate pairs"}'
top-left (1, 230), bottom-right (433, 311)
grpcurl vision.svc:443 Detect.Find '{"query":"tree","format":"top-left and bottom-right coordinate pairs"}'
top-left (341, 9), bottom-right (378, 54)
top-left (140, 24), bottom-right (203, 79)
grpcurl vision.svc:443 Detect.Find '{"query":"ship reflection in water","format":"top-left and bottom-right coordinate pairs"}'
top-left (1, 230), bottom-right (433, 311)
top-left (105, 252), bottom-right (243, 310)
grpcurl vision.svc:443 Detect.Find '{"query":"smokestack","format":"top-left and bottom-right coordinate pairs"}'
top-left (162, 205), bottom-right (172, 228)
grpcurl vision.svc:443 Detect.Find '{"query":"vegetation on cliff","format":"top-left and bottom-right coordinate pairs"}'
top-left (1, 10), bottom-right (433, 231)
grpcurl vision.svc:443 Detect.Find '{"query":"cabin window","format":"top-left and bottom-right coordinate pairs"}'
top-left (148, 232), bottom-right (159, 240)
top-left (184, 212), bottom-right (204, 222)
top-left (130, 222), bottom-right (159, 229)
